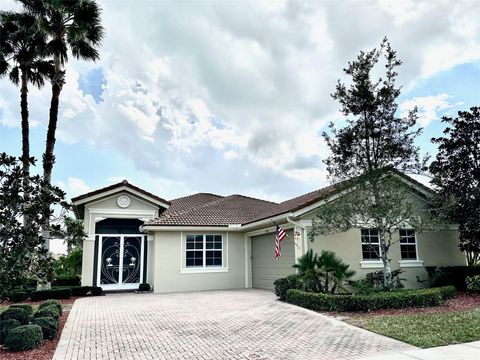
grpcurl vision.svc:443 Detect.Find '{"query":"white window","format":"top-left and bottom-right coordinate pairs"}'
top-left (361, 228), bottom-right (380, 260)
top-left (185, 234), bottom-right (223, 268)
top-left (399, 229), bottom-right (417, 260)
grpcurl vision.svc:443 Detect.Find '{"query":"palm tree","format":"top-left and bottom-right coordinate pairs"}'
top-left (20, 0), bottom-right (104, 185)
top-left (293, 249), bottom-right (324, 292)
top-left (0, 12), bottom-right (52, 193)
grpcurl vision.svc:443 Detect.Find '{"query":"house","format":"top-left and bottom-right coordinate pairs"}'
top-left (72, 172), bottom-right (466, 293)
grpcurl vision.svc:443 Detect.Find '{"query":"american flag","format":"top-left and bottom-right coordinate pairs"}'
top-left (274, 225), bottom-right (287, 260)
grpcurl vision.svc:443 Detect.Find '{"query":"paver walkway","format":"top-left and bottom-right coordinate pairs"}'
top-left (53, 289), bottom-right (414, 360)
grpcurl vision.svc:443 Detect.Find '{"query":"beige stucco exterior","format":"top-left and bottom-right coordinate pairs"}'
top-left (152, 231), bottom-right (246, 293)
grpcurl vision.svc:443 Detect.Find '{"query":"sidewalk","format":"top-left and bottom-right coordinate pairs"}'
top-left (358, 341), bottom-right (480, 360)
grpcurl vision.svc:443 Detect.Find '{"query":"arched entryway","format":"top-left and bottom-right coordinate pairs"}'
top-left (94, 218), bottom-right (147, 290)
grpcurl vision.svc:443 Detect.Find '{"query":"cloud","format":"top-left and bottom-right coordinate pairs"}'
top-left (399, 93), bottom-right (456, 127)
top-left (57, 177), bottom-right (92, 197)
top-left (1, 1), bottom-right (479, 201)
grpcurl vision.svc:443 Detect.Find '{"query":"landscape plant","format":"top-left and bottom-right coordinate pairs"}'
top-left (309, 38), bottom-right (428, 290)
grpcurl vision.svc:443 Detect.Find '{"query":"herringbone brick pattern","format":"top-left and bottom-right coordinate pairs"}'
top-left (53, 290), bottom-right (414, 360)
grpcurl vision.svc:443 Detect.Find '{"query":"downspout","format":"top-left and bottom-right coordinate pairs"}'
top-left (287, 215), bottom-right (308, 256)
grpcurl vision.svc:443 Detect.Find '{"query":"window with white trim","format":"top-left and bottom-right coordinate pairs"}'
top-left (361, 228), bottom-right (380, 260)
top-left (186, 234), bottom-right (223, 268)
top-left (399, 229), bottom-right (417, 260)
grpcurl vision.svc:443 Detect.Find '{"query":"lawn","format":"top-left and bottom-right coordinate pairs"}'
top-left (351, 308), bottom-right (480, 348)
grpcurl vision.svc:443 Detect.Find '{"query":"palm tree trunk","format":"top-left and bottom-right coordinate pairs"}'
top-left (20, 67), bottom-right (30, 228)
top-left (43, 82), bottom-right (61, 186)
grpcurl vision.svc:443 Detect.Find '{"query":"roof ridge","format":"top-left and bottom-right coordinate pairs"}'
top-left (226, 194), bottom-right (279, 205)
top-left (160, 194), bottom-right (230, 220)
top-left (170, 192), bottom-right (223, 202)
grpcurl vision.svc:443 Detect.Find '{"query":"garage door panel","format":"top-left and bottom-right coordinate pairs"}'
top-left (252, 230), bottom-right (296, 290)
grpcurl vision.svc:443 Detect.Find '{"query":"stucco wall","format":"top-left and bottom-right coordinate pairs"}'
top-left (153, 231), bottom-right (246, 293)
top-left (308, 228), bottom-right (465, 288)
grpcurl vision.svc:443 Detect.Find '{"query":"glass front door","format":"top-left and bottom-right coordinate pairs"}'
top-left (98, 235), bottom-right (144, 289)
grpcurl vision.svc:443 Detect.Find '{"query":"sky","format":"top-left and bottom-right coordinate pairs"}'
top-left (1, 0), bottom-right (480, 209)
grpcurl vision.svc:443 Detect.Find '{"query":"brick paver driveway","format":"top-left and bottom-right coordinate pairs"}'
top-left (54, 290), bottom-right (415, 360)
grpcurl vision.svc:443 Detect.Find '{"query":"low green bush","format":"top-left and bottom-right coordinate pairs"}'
top-left (0, 319), bottom-right (21, 345)
top-left (425, 266), bottom-right (480, 290)
top-left (31, 288), bottom-right (72, 301)
top-left (9, 291), bottom-right (29, 303)
top-left (466, 275), bottom-right (480, 292)
top-left (52, 275), bottom-right (81, 287)
top-left (33, 317), bottom-right (57, 340)
top-left (4, 324), bottom-right (43, 351)
top-left (0, 307), bottom-right (30, 325)
top-left (39, 299), bottom-right (62, 313)
top-left (273, 274), bottom-right (303, 301)
top-left (285, 286), bottom-right (456, 312)
top-left (90, 286), bottom-right (103, 296)
top-left (10, 304), bottom-right (33, 317)
top-left (35, 305), bottom-right (60, 321)
top-left (138, 283), bottom-right (151, 291)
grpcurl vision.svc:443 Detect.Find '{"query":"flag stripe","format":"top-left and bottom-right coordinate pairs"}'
top-left (274, 224), bottom-right (286, 260)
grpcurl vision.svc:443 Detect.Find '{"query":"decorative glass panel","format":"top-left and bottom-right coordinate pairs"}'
top-left (122, 236), bottom-right (142, 284)
top-left (100, 236), bottom-right (121, 284)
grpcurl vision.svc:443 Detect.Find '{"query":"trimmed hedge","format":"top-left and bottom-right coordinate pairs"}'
top-left (273, 274), bottom-right (303, 301)
top-left (39, 299), bottom-right (62, 314)
top-left (35, 305), bottom-right (60, 322)
top-left (30, 288), bottom-right (72, 301)
top-left (52, 285), bottom-right (103, 297)
top-left (425, 266), bottom-right (480, 290)
top-left (285, 286), bottom-right (456, 312)
top-left (52, 275), bottom-right (81, 287)
top-left (10, 304), bottom-right (33, 317)
top-left (0, 307), bottom-right (30, 325)
top-left (466, 275), bottom-right (480, 292)
top-left (138, 283), bottom-right (151, 292)
top-left (9, 291), bottom-right (29, 303)
top-left (4, 324), bottom-right (43, 351)
top-left (0, 319), bottom-right (21, 345)
top-left (33, 317), bottom-right (57, 340)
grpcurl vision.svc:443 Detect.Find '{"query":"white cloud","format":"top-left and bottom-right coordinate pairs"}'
top-left (57, 177), bottom-right (92, 197)
top-left (1, 1), bottom-right (480, 200)
top-left (399, 93), bottom-right (455, 127)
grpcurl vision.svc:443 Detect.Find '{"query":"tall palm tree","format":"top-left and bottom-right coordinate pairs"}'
top-left (20, 0), bottom-right (104, 185)
top-left (0, 11), bottom-right (52, 193)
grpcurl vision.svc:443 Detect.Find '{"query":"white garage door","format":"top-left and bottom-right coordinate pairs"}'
top-left (251, 230), bottom-right (296, 290)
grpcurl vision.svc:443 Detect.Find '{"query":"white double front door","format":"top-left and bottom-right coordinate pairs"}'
top-left (97, 234), bottom-right (145, 290)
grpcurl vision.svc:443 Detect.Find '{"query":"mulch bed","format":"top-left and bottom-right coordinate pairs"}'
top-left (0, 302), bottom-right (73, 360)
top-left (328, 292), bottom-right (480, 319)
top-left (1, 297), bottom-right (80, 307)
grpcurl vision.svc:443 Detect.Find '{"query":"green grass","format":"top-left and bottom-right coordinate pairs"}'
top-left (352, 308), bottom-right (480, 348)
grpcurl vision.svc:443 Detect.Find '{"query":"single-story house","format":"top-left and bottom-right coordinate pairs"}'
top-left (72, 171), bottom-right (466, 293)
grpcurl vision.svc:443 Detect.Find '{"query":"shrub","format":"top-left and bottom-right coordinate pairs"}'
top-left (9, 291), bottom-right (29, 303)
top-left (52, 275), bottom-right (81, 287)
top-left (33, 317), bottom-right (57, 340)
top-left (4, 324), bottom-right (43, 351)
top-left (0, 307), bottom-right (30, 325)
top-left (138, 283), bottom-right (151, 292)
top-left (285, 286), bottom-right (455, 312)
top-left (30, 288), bottom-right (71, 301)
top-left (10, 304), bottom-right (33, 317)
top-left (35, 305), bottom-right (60, 321)
top-left (0, 319), bottom-right (21, 345)
top-left (466, 275), bottom-right (480, 292)
top-left (425, 266), bottom-right (480, 290)
top-left (273, 275), bottom-right (303, 301)
top-left (39, 299), bottom-right (62, 314)
top-left (364, 269), bottom-right (405, 290)
top-left (90, 286), bottom-right (103, 296)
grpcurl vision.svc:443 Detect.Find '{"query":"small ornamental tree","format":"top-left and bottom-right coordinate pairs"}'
top-left (0, 153), bottom-right (67, 299)
top-left (430, 107), bottom-right (480, 266)
top-left (309, 38), bottom-right (428, 290)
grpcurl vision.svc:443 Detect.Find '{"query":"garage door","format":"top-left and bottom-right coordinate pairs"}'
top-left (252, 230), bottom-right (296, 290)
